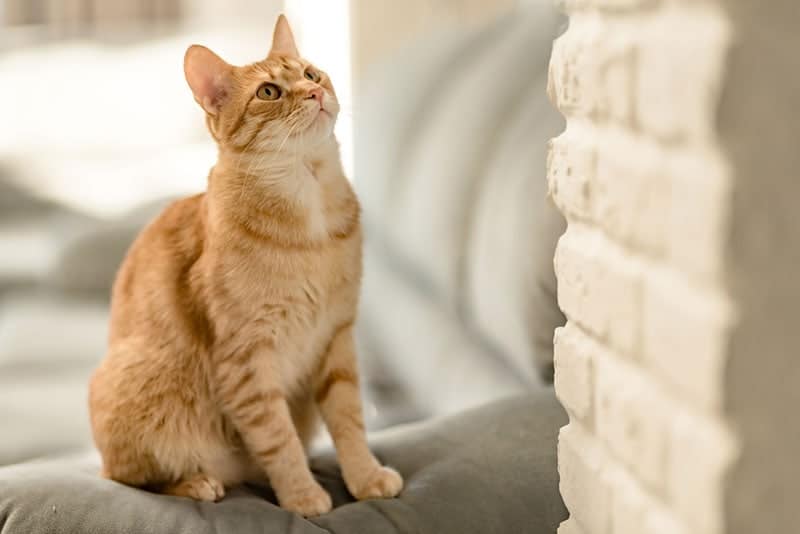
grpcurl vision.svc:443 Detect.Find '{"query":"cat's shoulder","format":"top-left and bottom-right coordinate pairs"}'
top-left (128, 193), bottom-right (208, 259)
top-left (158, 193), bottom-right (206, 225)
top-left (145, 192), bottom-right (206, 231)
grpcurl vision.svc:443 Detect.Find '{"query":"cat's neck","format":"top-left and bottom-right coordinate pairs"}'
top-left (206, 136), bottom-right (355, 245)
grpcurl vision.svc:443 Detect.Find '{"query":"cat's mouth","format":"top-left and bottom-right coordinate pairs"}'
top-left (312, 106), bottom-right (334, 126)
top-left (313, 99), bottom-right (330, 116)
top-left (304, 101), bottom-right (331, 123)
top-left (296, 102), bottom-right (336, 136)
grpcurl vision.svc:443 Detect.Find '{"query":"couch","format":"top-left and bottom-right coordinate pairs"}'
top-left (0, 2), bottom-right (567, 532)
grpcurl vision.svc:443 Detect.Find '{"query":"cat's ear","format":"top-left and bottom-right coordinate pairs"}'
top-left (270, 14), bottom-right (299, 57)
top-left (184, 45), bottom-right (232, 116)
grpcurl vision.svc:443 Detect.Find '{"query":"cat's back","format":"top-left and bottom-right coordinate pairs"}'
top-left (109, 193), bottom-right (209, 343)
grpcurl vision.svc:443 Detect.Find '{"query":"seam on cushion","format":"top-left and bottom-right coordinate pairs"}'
top-left (364, 499), bottom-right (420, 534)
top-left (0, 501), bottom-right (18, 534)
top-left (288, 511), bottom-right (334, 534)
top-left (297, 511), bottom-right (334, 534)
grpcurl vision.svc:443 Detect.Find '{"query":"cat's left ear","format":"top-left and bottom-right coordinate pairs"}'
top-left (270, 14), bottom-right (299, 57)
top-left (184, 45), bottom-right (232, 116)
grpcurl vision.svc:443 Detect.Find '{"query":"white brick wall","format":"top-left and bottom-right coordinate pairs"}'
top-left (545, 0), bottom-right (751, 533)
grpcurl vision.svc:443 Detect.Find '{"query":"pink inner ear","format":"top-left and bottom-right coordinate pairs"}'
top-left (184, 45), bottom-right (231, 115)
top-left (201, 75), bottom-right (228, 110)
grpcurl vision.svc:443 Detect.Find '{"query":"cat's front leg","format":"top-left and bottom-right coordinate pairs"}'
top-left (314, 324), bottom-right (404, 500)
top-left (215, 344), bottom-right (332, 516)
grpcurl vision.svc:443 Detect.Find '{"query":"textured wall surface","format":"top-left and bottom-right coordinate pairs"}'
top-left (549, 0), bottom-right (733, 533)
top-left (548, 0), bottom-right (800, 532)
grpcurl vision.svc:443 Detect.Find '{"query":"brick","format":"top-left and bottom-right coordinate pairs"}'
top-left (608, 461), bottom-right (691, 534)
top-left (548, 126), bottom-right (596, 221)
top-left (548, 17), bottom-right (602, 117)
top-left (641, 266), bottom-right (733, 410)
top-left (594, 29), bottom-right (637, 126)
top-left (642, 507), bottom-right (689, 534)
top-left (665, 150), bottom-right (730, 281)
top-left (556, 0), bottom-right (659, 14)
top-left (593, 350), bottom-right (670, 491)
top-left (559, 423), bottom-right (612, 534)
top-left (555, 226), bottom-right (643, 357)
top-left (548, 3), bottom-right (739, 533)
top-left (554, 322), bottom-right (595, 425)
top-left (594, 130), bottom-right (671, 256)
top-left (668, 413), bottom-right (736, 534)
top-left (634, 3), bottom-right (730, 143)
top-left (549, 16), bottom-right (642, 126)
top-left (609, 465), bottom-right (649, 534)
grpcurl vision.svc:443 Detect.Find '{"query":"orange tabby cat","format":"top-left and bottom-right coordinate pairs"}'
top-left (88, 15), bottom-right (402, 517)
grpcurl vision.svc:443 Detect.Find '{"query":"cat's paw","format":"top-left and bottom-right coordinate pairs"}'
top-left (280, 482), bottom-right (332, 517)
top-left (163, 474), bottom-right (226, 502)
top-left (349, 465), bottom-right (403, 500)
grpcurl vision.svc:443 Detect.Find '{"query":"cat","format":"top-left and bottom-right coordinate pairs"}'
top-left (88, 15), bottom-right (403, 517)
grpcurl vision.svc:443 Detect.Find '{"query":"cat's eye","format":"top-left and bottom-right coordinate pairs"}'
top-left (304, 68), bottom-right (320, 82)
top-left (256, 83), bottom-right (282, 101)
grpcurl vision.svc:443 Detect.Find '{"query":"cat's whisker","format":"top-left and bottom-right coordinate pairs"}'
top-left (240, 110), bottom-right (303, 187)
top-left (276, 115), bottom-right (302, 154)
top-left (244, 112), bottom-right (303, 182)
top-left (236, 131), bottom-right (268, 205)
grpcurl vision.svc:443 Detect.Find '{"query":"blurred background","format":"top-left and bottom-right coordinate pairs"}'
top-left (2, 2), bottom-right (797, 532)
top-left (0, 0), bottom-right (564, 465)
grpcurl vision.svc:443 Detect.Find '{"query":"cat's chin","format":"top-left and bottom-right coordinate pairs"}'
top-left (304, 112), bottom-right (336, 140)
top-left (313, 108), bottom-right (334, 127)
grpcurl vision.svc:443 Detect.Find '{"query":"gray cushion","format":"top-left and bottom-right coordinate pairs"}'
top-left (47, 197), bottom-right (176, 296)
top-left (0, 390), bottom-right (566, 534)
top-left (0, 173), bottom-right (65, 221)
top-left (0, 174), bottom-right (97, 294)
top-left (356, 2), bottom-right (566, 414)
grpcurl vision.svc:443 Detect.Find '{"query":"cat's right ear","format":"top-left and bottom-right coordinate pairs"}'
top-left (184, 45), bottom-right (232, 116)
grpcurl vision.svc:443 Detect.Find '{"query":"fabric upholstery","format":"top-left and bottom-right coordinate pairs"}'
top-left (356, 1), bottom-right (566, 414)
top-left (0, 391), bottom-right (567, 534)
top-left (0, 5), bottom-right (570, 532)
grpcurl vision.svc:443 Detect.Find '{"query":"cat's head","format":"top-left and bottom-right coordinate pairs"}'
top-left (184, 15), bottom-right (338, 155)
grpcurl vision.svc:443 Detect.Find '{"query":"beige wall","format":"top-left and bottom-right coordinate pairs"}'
top-left (548, 0), bottom-right (799, 533)
top-left (718, 1), bottom-right (800, 532)
top-left (350, 0), bottom-right (517, 82)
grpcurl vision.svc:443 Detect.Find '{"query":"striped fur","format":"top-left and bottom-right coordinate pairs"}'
top-left (88, 15), bottom-right (402, 517)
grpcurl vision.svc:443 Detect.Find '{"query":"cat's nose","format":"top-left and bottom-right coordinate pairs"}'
top-left (306, 88), bottom-right (324, 103)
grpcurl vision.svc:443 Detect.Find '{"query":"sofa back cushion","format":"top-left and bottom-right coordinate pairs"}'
top-left (355, 2), bottom-right (566, 382)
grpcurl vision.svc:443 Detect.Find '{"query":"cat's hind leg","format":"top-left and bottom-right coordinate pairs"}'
top-left (90, 341), bottom-right (230, 500)
top-left (162, 473), bottom-right (226, 502)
